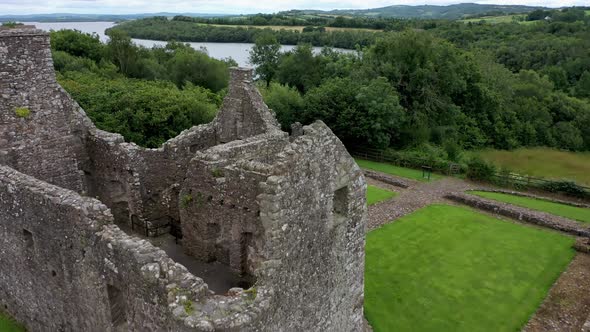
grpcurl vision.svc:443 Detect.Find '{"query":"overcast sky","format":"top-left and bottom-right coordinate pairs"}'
top-left (0, 0), bottom-right (586, 15)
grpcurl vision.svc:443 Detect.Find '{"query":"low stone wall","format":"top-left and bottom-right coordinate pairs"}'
top-left (474, 189), bottom-right (590, 208)
top-left (363, 169), bottom-right (410, 188)
top-left (446, 192), bottom-right (590, 237)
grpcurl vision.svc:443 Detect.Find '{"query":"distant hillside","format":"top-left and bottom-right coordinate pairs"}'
top-left (286, 3), bottom-right (545, 19)
top-left (0, 13), bottom-right (228, 23)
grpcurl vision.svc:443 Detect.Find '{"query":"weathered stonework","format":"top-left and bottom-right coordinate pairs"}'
top-left (0, 27), bottom-right (367, 331)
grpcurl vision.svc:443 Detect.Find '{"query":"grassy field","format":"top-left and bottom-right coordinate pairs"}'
top-left (469, 190), bottom-right (590, 223)
top-left (355, 159), bottom-right (442, 182)
top-left (460, 14), bottom-right (535, 24)
top-left (365, 204), bottom-right (575, 332)
top-left (198, 23), bottom-right (381, 32)
top-left (0, 311), bottom-right (24, 332)
top-left (477, 148), bottom-right (590, 186)
top-left (367, 185), bottom-right (397, 205)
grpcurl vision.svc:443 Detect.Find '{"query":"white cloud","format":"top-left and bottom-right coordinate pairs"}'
top-left (0, 0), bottom-right (586, 15)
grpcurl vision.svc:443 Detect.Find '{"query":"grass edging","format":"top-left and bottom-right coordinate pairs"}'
top-left (446, 193), bottom-right (590, 236)
top-left (468, 190), bottom-right (590, 223)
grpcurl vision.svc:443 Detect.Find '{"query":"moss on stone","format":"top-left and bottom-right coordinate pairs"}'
top-left (15, 107), bottom-right (31, 118)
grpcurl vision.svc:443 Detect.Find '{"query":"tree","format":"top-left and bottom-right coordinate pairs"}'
top-left (276, 44), bottom-right (323, 93)
top-left (106, 29), bottom-right (138, 76)
top-left (249, 32), bottom-right (281, 87)
top-left (260, 83), bottom-right (304, 130)
top-left (575, 71), bottom-right (590, 98)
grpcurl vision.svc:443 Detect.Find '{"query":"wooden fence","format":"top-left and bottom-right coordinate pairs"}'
top-left (349, 146), bottom-right (590, 197)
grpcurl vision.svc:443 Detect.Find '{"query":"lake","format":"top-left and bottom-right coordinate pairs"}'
top-left (25, 21), bottom-right (353, 67)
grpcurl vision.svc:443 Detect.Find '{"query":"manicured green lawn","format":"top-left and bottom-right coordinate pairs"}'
top-left (0, 312), bottom-right (24, 332)
top-left (367, 185), bottom-right (397, 205)
top-left (365, 204), bottom-right (575, 332)
top-left (355, 159), bottom-right (442, 182)
top-left (469, 191), bottom-right (590, 223)
top-left (476, 148), bottom-right (590, 186)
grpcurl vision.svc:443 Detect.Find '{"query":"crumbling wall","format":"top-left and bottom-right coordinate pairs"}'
top-left (0, 26), bottom-right (367, 332)
top-left (0, 165), bottom-right (271, 331)
top-left (252, 122), bottom-right (367, 331)
top-left (0, 28), bottom-right (90, 193)
top-left (179, 132), bottom-right (288, 275)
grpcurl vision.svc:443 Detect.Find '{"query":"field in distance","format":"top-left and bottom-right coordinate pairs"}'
top-left (476, 148), bottom-right (590, 186)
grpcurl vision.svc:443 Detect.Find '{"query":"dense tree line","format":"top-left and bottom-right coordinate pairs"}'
top-left (50, 29), bottom-right (227, 147)
top-left (110, 17), bottom-right (378, 49)
top-left (173, 14), bottom-right (391, 30)
top-left (50, 8), bottom-right (590, 154)
top-left (254, 29), bottom-right (590, 151)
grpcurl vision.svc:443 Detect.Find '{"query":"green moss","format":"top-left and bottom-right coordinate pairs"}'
top-left (243, 287), bottom-right (257, 302)
top-left (14, 107), bottom-right (31, 118)
top-left (183, 300), bottom-right (194, 315)
top-left (181, 194), bottom-right (193, 209)
top-left (0, 310), bottom-right (25, 332)
top-left (211, 168), bottom-right (224, 178)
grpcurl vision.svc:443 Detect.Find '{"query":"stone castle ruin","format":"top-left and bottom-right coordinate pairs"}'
top-left (0, 27), bottom-right (367, 331)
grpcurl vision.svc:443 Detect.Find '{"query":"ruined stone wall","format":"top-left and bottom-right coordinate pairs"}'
top-left (0, 28), bottom-right (90, 193)
top-left (179, 132), bottom-right (289, 274)
top-left (0, 26), bottom-right (367, 332)
top-left (252, 122), bottom-right (367, 331)
top-left (0, 165), bottom-right (272, 331)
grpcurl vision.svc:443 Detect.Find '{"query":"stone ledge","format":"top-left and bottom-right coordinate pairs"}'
top-left (363, 169), bottom-right (410, 188)
top-left (475, 188), bottom-right (590, 208)
top-left (446, 192), bottom-right (590, 237)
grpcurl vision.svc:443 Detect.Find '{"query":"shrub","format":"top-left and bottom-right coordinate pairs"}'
top-left (2, 21), bottom-right (23, 28)
top-left (15, 107), bottom-right (31, 118)
top-left (180, 194), bottom-right (193, 208)
top-left (541, 180), bottom-right (588, 198)
top-left (466, 156), bottom-right (496, 181)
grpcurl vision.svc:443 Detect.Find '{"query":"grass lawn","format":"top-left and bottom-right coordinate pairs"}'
top-left (476, 148), bottom-right (590, 186)
top-left (469, 191), bottom-right (590, 223)
top-left (355, 159), bottom-right (442, 182)
top-left (0, 311), bottom-right (24, 332)
top-left (367, 185), bottom-right (397, 205)
top-left (365, 204), bottom-right (575, 332)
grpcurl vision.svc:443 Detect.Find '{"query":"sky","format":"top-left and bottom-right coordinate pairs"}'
top-left (0, 0), bottom-right (586, 15)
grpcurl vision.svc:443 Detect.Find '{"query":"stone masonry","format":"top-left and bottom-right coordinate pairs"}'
top-left (0, 27), bottom-right (367, 331)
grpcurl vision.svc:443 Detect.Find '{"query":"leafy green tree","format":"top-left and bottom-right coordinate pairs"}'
top-left (249, 32), bottom-right (281, 87)
top-left (106, 29), bottom-right (138, 76)
top-left (166, 47), bottom-right (229, 92)
top-left (575, 71), bottom-right (590, 98)
top-left (58, 71), bottom-right (219, 147)
top-left (276, 44), bottom-right (323, 93)
top-left (50, 30), bottom-right (104, 62)
top-left (303, 77), bottom-right (405, 148)
top-left (260, 83), bottom-right (304, 130)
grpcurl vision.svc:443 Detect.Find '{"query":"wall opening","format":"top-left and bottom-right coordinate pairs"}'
top-left (107, 284), bottom-right (128, 330)
top-left (22, 229), bottom-right (34, 249)
top-left (333, 186), bottom-right (349, 218)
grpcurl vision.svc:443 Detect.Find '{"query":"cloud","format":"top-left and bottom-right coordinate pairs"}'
top-left (0, 0), bottom-right (586, 15)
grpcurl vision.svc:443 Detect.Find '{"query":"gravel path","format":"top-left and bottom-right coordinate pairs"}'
top-left (367, 175), bottom-right (477, 231)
